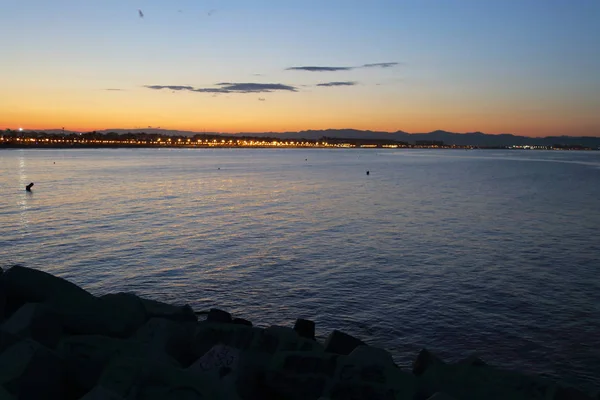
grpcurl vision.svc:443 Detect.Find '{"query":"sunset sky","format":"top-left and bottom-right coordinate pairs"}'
top-left (1, 0), bottom-right (599, 136)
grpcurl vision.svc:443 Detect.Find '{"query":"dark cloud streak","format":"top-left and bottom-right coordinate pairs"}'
top-left (145, 85), bottom-right (194, 91)
top-left (286, 62), bottom-right (399, 72)
top-left (362, 62), bottom-right (399, 68)
top-left (316, 81), bottom-right (357, 87)
top-left (145, 83), bottom-right (297, 94)
top-left (286, 66), bottom-right (353, 72)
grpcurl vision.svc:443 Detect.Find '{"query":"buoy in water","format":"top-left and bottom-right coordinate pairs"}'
top-left (366, 171), bottom-right (370, 175)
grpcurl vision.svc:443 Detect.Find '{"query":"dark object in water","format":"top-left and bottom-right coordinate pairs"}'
top-left (366, 170), bottom-right (370, 175)
top-left (26, 182), bottom-right (34, 191)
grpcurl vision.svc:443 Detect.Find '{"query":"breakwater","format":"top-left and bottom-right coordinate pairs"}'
top-left (0, 265), bottom-right (596, 400)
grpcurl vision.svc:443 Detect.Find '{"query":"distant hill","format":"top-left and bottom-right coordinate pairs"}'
top-left (17, 128), bottom-right (600, 147)
top-left (97, 128), bottom-right (220, 137)
top-left (241, 129), bottom-right (600, 147)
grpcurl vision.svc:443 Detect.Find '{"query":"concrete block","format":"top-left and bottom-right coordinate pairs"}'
top-left (413, 348), bottom-right (446, 376)
top-left (58, 335), bottom-right (176, 398)
top-left (1, 303), bottom-right (63, 348)
top-left (192, 322), bottom-right (324, 362)
top-left (427, 393), bottom-right (457, 400)
top-left (0, 387), bottom-right (15, 400)
top-left (456, 353), bottom-right (487, 367)
top-left (417, 361), bottom-right (560, 400)
top-left (0, 339), bottom-right (65, 400)
top-left (187, 344), bottom-right (243, 400)
top-left (0, 330), bottom-right (19, 354)
top-left (232, 317), bottom-right (252, 326)
top-left (265, 348), bottom-right (417, 400)
top-left (293, 318), bottom-right (316, 340)
top-left (553, 385), bottom-right (595, 400)
top-left (188, 344), bottom-right (240, 376)
top-left (206, 308), bottom-right (232, 324)
top-left (130, 360), bottom-right (221, 400)
top-left (347, 345), bottom-right (396, 369)
top-left (99, 292), bottom-right (147, 337)
top-left (324, 330), bottom-right (366, 355)
top-left (139, 298), bottom-right (197, 322)
top-left (0, 339), bottom-right (42, 385)
top-left (78, 386), bottom-right (124, 400)
top-left (133, 317), bottom-right (195, 366)
top-left (0, 265), bottom-right (95, 307)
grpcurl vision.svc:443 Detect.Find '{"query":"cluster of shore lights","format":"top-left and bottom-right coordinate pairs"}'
top-left (0, 136), bottom-right (351, 147)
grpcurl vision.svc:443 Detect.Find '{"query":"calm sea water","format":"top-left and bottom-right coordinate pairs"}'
top-left (1, 148), bottom-right (599, 391)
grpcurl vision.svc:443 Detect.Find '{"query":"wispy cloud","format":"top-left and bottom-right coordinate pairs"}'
top-left (316, 81), bottom-right (357, 87)
top-left (362, 62), bottom-right (399, 68)
top-left (145, 85), bottom-right (194, 91)
top-left (145, 83), bottom-right (297, 94)
top-left (286, 66), bottom-right (353, 72)
top-left (287, 62), bottom-right (399, 72)
top-left (215, 83), bottom-right (296, 93)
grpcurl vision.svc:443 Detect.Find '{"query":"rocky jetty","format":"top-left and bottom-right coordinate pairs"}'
top-left (0, 265), bottom-right (596, 400)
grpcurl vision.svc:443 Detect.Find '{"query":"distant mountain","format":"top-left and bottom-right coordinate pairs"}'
top-left (17, 128), bottom-right (600, 147)
top-left (97, 128), bottom-right (220, 137)
top-left (242, 129), bottom-right (600, 147)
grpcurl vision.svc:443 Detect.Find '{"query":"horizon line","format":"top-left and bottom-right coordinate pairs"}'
top-left (3, 127), bottom-right (600, 139)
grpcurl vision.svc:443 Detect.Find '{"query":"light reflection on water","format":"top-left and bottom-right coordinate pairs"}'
top-left (0, 148), bottom-right (599, 391)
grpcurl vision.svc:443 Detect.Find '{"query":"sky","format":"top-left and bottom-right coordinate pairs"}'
top-left (1, 0), bottom-right (599, 137)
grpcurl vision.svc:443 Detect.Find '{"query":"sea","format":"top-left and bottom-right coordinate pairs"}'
top-left (1, 148), bottom-right (599, 392)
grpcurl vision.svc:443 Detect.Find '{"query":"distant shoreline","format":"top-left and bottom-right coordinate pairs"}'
top-left (1, 144), bottom-right (596, 151)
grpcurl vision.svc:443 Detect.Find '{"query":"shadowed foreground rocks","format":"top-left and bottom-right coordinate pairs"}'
top-left (0, 265), bottom-right (596, 400)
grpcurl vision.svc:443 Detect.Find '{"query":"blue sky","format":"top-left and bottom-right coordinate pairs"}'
top-left (1, 0), bottom-right (599, 135)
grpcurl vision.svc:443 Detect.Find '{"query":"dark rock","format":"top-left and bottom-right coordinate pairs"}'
top-left (554, 386), bottom-right (594, 400)
top-left (59, 335), bottom-right (123, 397)
top-left (59, 335), bottom-right (145, 397)
top-left (456, 353), bottom-right (487, 367)
top-left (79, 386), bottom-right (124, 399)
top-left (233, 317), bottom-right (253, 327)
top-left (324, 330), bottom-right (366, 355)
top-left (133, 384), bottom-right (206, 400)
top-left (0, 266), bottom-right (140, 337)
top-left (192, 322), bottom-right (258, 358)
top-left (99, 292), bottom-right (147, 337)
top-left (96, 356), bottom-right (143, 397)
top-left (0, 387), bottom-right (14, 399)
top-left (293, 318), bottom-right (315, 340)
top-left (1, 303), bottom-right (63, 348)
top-left (0, 330), bottom-right (19, 353)
top-left (117, 359), bottom-right (219, 399)
top-left (0, 265), bottom-right (96, 317)
top-left (207, 308), bottom-right (232, 324)
top-left (0, 340), bottom-right (65, 400)
top-left (426, 393), bottom-right (457, 400)
top-left (413, 348), bottom-right (445, 376)
top-left (0, 289), bottom-right (6, 322)
top-left (139, 298), bottom-right (197, 322)
top-left (133, 317), bottom-right (195, 366)
top-left (416, 360), bottom-right (559, 400)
